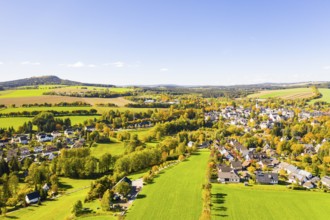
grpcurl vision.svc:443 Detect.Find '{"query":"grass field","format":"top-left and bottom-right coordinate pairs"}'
top-left (310, 88), bottom-right (330, 103)
top-left (0, 116), bottom-right (98, 129)
top-left (248, 88), bottom-right (314, 99)
top-left (53, 86), bottom-right (133, 93)
top-left (0, 106), bottom-right (158, 114)
top-left (125, 150), bottom-right (210, 220)
top-left (0, 89), bottom-right (47, 98)
top-left (90, 142), bottom-right (126, 158)
top-left (3, 178), bottom-right (93, 220)
top-left (0, 96), bottom-right (133, 107)
top-left (211, 184), bottom-right (330, 220)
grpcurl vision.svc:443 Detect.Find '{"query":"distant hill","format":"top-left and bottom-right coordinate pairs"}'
top-left (0, 75), bottom-right (115, 88)
top-left (0, 75), bottom-right (328, 89)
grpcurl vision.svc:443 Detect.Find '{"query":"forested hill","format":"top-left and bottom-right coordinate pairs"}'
top-left (0, 75), bottom-right (115, 88)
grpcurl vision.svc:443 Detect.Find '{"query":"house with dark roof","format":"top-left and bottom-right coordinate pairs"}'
top-left (218, 165), bottom-right (233, 173)
top-left (25, 191), bottom-right (41, 204)
top-left (12, 135), bottom-right (29, 145)
top-left (256, 173), bottom-right (278, 185)
top-left (115, 176), bottom-right (132, 187)
top-left (230, 161), bottom-right (243, 171)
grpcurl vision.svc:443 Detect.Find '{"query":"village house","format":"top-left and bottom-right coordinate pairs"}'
top-left (34, 146), bottom-right (44, 153)
top-left (321, 176), bottom-right (330, 189)
top-left (242, 160), bottom-right (251, 170)
top-left (25, 191), bottom-right (41, 204)
top-left (85, 125), bottom-right (96, 132)
top-left (12, 135), bottom-right (29, 145)
top-left (20, 147), bottom-right (30, 157)
top-left (37, 134), bottom-right (54, 142)
top-left (288, 173), bottom-right (307, 185)
top-left (187, 141), bottom-right (194, 148)
top-left (298, 170), bottom-right (313, 180)
top-left (218, 165), bottom-right (233, 173)
top-left (256, 173), bottom-right (278, 185)
top-left (230, 161), bottom-right (243, 171)
top-left (64, 129), bottom-right (74, 137)
top-left (278, 162), bottom-right (299, 174)
top-left (0, 138), bottom-right (10, 147)
top-left (51, 131), bottom-right (62, 138)
top-left (217, 171), bottom-right (240, 183)
top-left (302, 181), bottom-right (315, 189)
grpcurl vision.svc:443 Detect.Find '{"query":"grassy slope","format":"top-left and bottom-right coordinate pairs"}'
top-left (90, 142), bottom-right (126, 158)
top-left (212, 184), bottom-right (330, 220)
top-left (0, 89), bottom-right (48, 98)
top-left (0, 107), bottom-right (156, 114)
top-left (0, 86), bottom-right (133, 99)
top-left (0, 116), bottom-right (98, 129)
top-left (310, 88), bottom-right (330, 103)
top-left (125, 150), bottom-right (210, 220)
top-left (3, 178), bottom-right (93, 220)
top-left (248, 88), bottom-right (313, 99)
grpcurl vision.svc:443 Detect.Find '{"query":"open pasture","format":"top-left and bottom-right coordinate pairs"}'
top-left (0, 116), bottom-right (98, 129)
top-left (0, 96), bottom-right (132, 107)
top-left (211, 184), bottom-right (330, 220)
top-left (3, 178), bottom-right (93, 220)
top-left (125, 150), bottom-right (210, 220)
top-left (310, 88), bottom-right (330, 103)
top-left (52, 85), bottom-right (134, 93)
top-left (248, 87), bottom-right (314, 99)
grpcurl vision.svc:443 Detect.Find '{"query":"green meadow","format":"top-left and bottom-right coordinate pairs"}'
top-left (3, 178), bottom-right (93, 220)
top-left (125, 150), bottom-right (210, 220)
top-left (310, 88), bottom-right (330, 103)
top-left (0, 106), bottom-right (158, 114)
top-left (248, 87), bottom-right (313, 99)
top-left (0, 116), bottom-right (98, 129)
top-left (211, 184), bottom-right (330, 220)
top-left (90, 142), bottom-right (126, 158)
top-left (0, 89), bottom-right (47, 98)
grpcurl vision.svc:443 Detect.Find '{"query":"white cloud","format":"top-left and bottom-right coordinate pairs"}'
top-left (160, 68), bottom-right (169, 72)
top-left (323, 66), bottom-right (330, 70)
top-left (68, 61), bottom-right (85, 68)
top-left (21, 61), bottom-right (40, 65)
top-left (0, 61), bottom-right (3, 65)
top-left (87, 64), bottom-right (96, 68)
top-left (104, 61), bottom-right (125, 68)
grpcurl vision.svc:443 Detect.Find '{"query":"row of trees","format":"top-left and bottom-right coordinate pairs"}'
top-left (53, 148), bottom-right (115, 178)
top-left (0, 109), bottom-right (98, 118)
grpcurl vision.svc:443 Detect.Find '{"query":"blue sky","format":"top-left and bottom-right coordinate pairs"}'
top-left (0, 0), bottom-right (329, 85)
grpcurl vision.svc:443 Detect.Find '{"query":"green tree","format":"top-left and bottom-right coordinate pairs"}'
top-left (101, 189), bottom-right (113, 211)
top-left (71, 200), bottom-right (83, 216)
top-left (32, 112), bottom-right (56, 132)
top-left (115, 182), bottom-right (131, 197)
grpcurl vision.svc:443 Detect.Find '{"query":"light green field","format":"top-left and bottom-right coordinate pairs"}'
top-left (310, 88), bottom-right (330, 103)
top-left (0, 106), bottom-right (157, 114)
top-left (248, 88), bottom-right (314, 99)
top-left (211, 184), bottom-right (330, 220)
top-left (125, 150), bottom-right (210, 220)
top-left (3, 178), bottom-right (93, 220)
top-left (0, 89), bottom-right (47, 98)
top-left (54, 86), bottom-right (133, 93)
top-left (90, 142), bottom-right (126, 158)
top-left (0, 116), bottom-right (98, 129)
